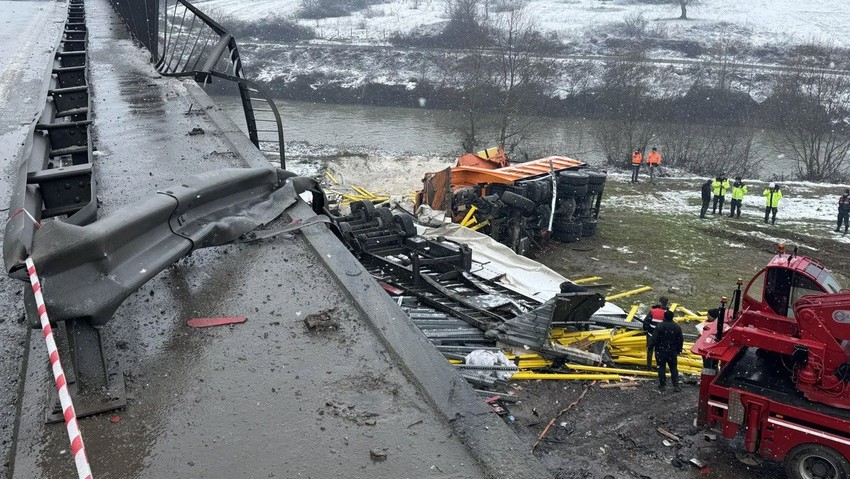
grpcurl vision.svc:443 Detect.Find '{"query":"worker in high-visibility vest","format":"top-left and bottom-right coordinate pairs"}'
top-left (646, 147), bottom-right (662, 183)
top-left (630, 148), bottom-right (642, 183)
top-left (642, 296), bottom-right (669, 369)
top-left (728, 177), bottom-right (747, 218)
top-left (763, 183), bottom-right (783, 225)
top-left (711, 176), bottom-right (731, 215)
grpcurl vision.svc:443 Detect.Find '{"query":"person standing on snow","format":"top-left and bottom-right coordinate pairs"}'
top-left (837, 188), bottom-right (850, 234)
top-left (642, 296), bottom-right (669, 370)
top-left (729, 177), bottom-right (747, 218)
top-left (631, 148), bottom-right (643, 183)
top-left (711, 176), bottom-right (731, 215)
top-left (646, 147), bottom-right (662, 183)
top-left (700, 179), bottom-right (712, 219)
top-left (763, 183), bottom-right (783, 225)
top-left (654, 310), bottom-right (683, 392)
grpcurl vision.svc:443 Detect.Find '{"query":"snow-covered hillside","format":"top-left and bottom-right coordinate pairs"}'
top-left (194, 0), bottom-right (850, 49)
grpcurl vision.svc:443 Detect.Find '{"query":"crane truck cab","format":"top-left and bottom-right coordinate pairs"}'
top-left (692, 245), bottom-right (850, 479)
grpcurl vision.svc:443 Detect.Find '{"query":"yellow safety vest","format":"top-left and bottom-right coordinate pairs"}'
top-left (712, 180), bottom-right (731, 196)
top-left (763, 188), bottom-right (783, 208)
top-left (731, 185), bottom-right (747, 200)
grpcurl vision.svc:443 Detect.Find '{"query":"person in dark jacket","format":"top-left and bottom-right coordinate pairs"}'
top-left (654, 310), bottom-right (684, 391)
top-left (700, 179), bottom-right (712, 219)
top-left (836, 188), bottom-right (850, 234)
top-left (642, 296), bottom-right (669, 369)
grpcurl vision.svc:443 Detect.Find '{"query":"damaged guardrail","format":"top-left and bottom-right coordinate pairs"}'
top-left (4, 0), bottom-right (95, 280)
top-left (109, 0), bottom-right (286, 166)
top-left (7, 167), bottom-right (322, 419)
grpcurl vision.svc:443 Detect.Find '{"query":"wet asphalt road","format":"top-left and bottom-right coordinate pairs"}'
top-left (0, 2), bottom-right (67, 477)
top-left (3, 0), bottom-right (546, 477)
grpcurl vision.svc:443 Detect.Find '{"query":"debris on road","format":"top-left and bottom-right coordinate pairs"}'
top-left (369, 449), bottom-right (388, 462)
top-left (303, 309), bottom-right (339, 331)
top-left (657, 427), bottom-right (681, 442)
top-left (188, 317), bottom-right (247, 328)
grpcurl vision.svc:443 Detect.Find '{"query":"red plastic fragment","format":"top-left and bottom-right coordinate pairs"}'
top-left (188, 317), bottom-right (247, 328)
top-left (379, 282), bottom-right (403, 295)
top-left (110, 416), bottom-right (120, 423)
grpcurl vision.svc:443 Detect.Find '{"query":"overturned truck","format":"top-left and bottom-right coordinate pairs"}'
top-left (416, 146), bottom-right (606, 256)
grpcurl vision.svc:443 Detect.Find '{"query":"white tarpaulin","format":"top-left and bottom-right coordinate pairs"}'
top-left (419, 223), bottom-right (626, 316)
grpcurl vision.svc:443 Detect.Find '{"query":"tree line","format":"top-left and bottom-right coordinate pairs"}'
top-left (425, 0), bottom-right (850, 181)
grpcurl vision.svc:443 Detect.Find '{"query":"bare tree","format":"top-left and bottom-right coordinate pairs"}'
top-left (673, 0), bottom-right (701, 20)
top-left (441, 1), bottom-right (557, 153)
top-left (657, 123), bottom-right (762, 176)
top-left (771, 44), bottom-right (850, 181)
top-left (592, 58), bottom-right (654, 165)
top-left (488, 3), bottom-right (557, 152)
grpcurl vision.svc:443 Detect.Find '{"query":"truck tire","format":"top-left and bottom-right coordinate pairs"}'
top-left (552, 221), bottom-right (581, 243)
top-left (375, 206), bottom-right (394, 227)
top-left (501, 191), bottom-right (535, 215)
top-left (350, 200), bottom-right (375, 220)
top-left (586, 170), bottom-right (607, 185)
top-left (559, 183), bottom-right (588, 198)
top-left (558, 171), bottom-right (589, 186)
top-left (393, 213), bottom-right (417, 238)
top-left (785, 444), bottom-right (850, 479)
top-left (587, 183), bottom-right (605, 195)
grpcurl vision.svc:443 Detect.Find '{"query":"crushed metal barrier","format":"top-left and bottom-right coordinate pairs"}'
top-left (7, 165), bottom-right (323, 419)
top-left (109, 0), bottom-right (286, 166)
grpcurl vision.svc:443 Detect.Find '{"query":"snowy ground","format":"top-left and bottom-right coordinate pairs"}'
top-left (195, 0), bottom-right (850, 50)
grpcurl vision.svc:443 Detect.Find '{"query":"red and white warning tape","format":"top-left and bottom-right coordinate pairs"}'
top-left (25, 257), bottom-right (93, 479)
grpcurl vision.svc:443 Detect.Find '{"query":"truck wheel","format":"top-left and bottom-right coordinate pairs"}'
top-left (559, 184), bottom-right (588, 198)
top-left (785, 444), bottom-right (850, 479)
top-left (393, 213), bottom-right (417, 238)
top-left (501, 191), bottom-right (535, 215)
top-left (351, 200), bottom-right (375, 220)
top-left (375, 206), bottom-right (394, 227)
top-left (558, 171), bottom-right (589, 186)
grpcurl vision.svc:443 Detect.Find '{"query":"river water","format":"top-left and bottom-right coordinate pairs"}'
top-left (212, 94), bottom-right (794, 178)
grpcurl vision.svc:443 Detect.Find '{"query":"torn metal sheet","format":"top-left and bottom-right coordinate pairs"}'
top-left (16, 167), bottom-right (308, 327)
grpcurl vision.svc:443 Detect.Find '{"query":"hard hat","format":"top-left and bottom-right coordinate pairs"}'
top-left (769, 182), bottom-right (776, 188)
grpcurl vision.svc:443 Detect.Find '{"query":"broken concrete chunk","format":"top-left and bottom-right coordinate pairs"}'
top-left (369, 449), bottom-right (388, 462)
top-left (303, 309), bottom-right (339, 331)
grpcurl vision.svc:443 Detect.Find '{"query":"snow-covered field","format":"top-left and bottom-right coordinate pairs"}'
top-left (195, 0), bottom-right (850, 49)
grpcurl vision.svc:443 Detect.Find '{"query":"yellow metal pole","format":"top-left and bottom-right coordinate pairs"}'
top-left (511, 372), bottom-right (621, 381)
top-left (324, 170), bottom-right (340, 185)
top-left (566, 364), bottom-right (659, 377)
top-left (572, 276), bottom-right (602, 284)
top-left (460, 205), bottom-right (478, 227)
top-left (605, 286), bottom-right (652, 301)
top-left (625, 304), bottom-right (639, 322)
top-left (470, 220), bottom-right (489, 231)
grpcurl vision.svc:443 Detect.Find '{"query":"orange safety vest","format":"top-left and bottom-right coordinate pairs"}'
top-left (647, 151), bottom-right (661, 165)
top-left (632, 152), bottom-right (642, 165)
top-left (650, 306), bottom-right (666, 322)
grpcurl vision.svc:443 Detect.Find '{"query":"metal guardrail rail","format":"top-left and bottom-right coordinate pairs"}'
top-left (109, 0), bottom-right (286, 166)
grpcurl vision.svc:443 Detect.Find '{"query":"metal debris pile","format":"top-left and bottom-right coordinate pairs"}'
top-left (326, 200), bottom-right (709, 402)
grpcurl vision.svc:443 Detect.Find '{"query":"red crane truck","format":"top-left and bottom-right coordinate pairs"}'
top-left (692, 245), bottom-right (850, 479)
